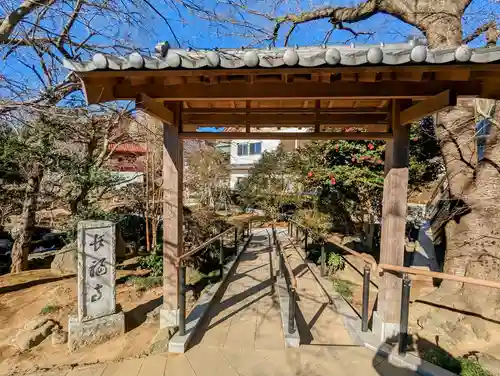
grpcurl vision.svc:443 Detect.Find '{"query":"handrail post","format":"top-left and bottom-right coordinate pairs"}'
top-left (362, 265), bottom-right (371, 332)
top-left (320, 242), bottom-right (326, 277)
top-left (288, 287), bottom-right (296, 334)
top-left (304, 231), bottom-right (308, 253)
top-left (179, 264), bottom-right (186, 336)
top-left (277, 251), bottom-right (283, 278)
top-left (234, 227), bottom-right (238, 252)
top-left (399, 273), bottom-right (411, 355)
top-left (220, 237), bottom-right (224, 278)
top-left (295, 225), bottom-right (298, 240)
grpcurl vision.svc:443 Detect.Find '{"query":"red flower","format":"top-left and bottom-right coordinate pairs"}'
top-left (412, 137), bottom-right (419, 142)
top-left (330, 177), bottom-right (336, 185)
top-left (335, 144), bottom-right (339, 151)
top-left (377, 159), bottom-right (383, 164)
top-left (368, 143), bottom-right (374, 150)
top-left (307, 171), bottom-right (313, 178)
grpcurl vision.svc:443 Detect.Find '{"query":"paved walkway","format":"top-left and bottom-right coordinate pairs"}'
top-left (30, 228), bottom-right (416, 376)
top-left (278, 230), bottom-right (356, 347)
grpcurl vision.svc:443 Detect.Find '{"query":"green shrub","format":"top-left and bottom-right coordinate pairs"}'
top-left (63, 205), bottom-right (119, 243)
top-left (138, 245), bottom-right (163, 277)
top-left (327, 252), bottom-right (345, 275)
top-left (130, 276), bottom-right (163, 292)
top-left (423, 348), bottom-right (492, 376)
top-left (293, 209), bottom-right (331, 234)
top-left (459, 358), bottom-right (492, 376)
top-left (332, 278), bottom-right (353, 301)
top-left (40, 304), bottom-right (60, 315)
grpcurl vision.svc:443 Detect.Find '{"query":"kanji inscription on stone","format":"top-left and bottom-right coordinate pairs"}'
top-left (77, 221), bottom-right (117, 322)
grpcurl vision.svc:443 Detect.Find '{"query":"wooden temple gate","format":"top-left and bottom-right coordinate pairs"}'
top-left (65, 42), bottom-right (500, 341)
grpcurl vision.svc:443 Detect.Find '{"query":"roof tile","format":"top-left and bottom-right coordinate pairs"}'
top-left (63, 43), bottom-right (500, 73)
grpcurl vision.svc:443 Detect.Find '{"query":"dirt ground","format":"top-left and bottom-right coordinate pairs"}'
top-left (335, 255), bottom-right (500, 361)
top-left (0, 260), bottom-right (163, 376)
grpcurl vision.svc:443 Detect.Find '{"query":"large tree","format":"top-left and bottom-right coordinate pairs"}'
top-left (238, 145), bottom-right (303, 221)
top-left (0, 0), bottom-right (159, 271)
top-left (185, 144), bottom-right (231, 210)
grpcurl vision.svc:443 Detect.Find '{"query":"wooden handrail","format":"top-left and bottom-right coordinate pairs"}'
top-left (290, 220), bottom-right (500, 291)
top-left (326, 236), bottom-right (377, 267)
top-left (178, 218), bottom-right (252, 261)
top-left (378, 263), bottom-right (500, 290)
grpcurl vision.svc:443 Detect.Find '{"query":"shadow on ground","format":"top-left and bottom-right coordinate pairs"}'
top-left (125, 296), bottom-right (162, 331)
top-left (0, 274), bottom-right (74, 294)
top-left (372, 335), bottom-right (461, 375)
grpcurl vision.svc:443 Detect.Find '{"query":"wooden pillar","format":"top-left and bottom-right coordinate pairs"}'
top-left (160, 102), bottom-right (183, 329)
top-left (375, 99), bottom-right (410, 341)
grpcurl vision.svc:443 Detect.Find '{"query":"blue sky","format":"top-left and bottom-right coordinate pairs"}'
top-left (144, 0), bottom-right (497, 50)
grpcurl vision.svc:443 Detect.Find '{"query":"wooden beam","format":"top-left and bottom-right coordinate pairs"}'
top-left (182, 124), bottom-right (387, 132)
top-left (183, 108), bottom-right (390, 114)
top-left (182, 113), bottom-right (388, 126)
top-left (109, 81), bottom-right (481, 102)
top-left (136, 93), bottom-right (175, 125)
top-left (376, 99), bottom-right (410, 340)
top-left (78, 64), bottom-right (500, 80)
top-left (400, 90), bottom-right (457, 125)
top-left (161, 102), bottom-right (183, 327)
top-left (179, 131), bottom-right (392, 140)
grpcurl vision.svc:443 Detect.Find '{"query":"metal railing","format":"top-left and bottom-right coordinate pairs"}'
top-left (286, 219), bottom-right (500, 354)
top-left (176, 217), bottom-right (254, 336)
top-left (287, 220), bottom-right (327, 277)
top-left (271, 225), bottom-right (297, 335)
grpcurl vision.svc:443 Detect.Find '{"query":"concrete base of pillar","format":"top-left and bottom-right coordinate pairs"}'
top-left (159, 308), bottom-right (179, 329)
top-left (68, 311), bottom-right (125, 351)
top-left (372, 311), bottom-right (400, 343)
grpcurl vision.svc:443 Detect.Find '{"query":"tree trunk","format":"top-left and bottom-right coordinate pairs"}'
top-left (415, 22), bottom-right (500, 347)
top-left (436, 101), bottom-right (500, 303)
top-left (419, 14), bottom-right (463, 48)
top-left (10, 163), bottom-right (43, 273)
top-left (69, 183), bottom-right (90, 214)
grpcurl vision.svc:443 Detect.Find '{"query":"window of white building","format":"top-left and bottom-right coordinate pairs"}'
top-left (237, 142), bottom-right (262, 156)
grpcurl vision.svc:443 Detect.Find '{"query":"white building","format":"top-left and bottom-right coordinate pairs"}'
top-left (229, 128), bottom-right (307, 189)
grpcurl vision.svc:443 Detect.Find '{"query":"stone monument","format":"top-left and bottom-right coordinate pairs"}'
top-left (68, 220), bottom-right (125, 351)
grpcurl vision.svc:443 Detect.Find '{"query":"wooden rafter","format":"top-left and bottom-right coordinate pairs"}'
top-left (136, 93), bottom-right (174, 125)
top-left (400, 90), bottom-right (457, 125)
top-left (182, 113), bottom-right (388, 126)
top-left (182, 107), bottom-right (389, 114)
top-left (179, 132), bottom-right (392, 140)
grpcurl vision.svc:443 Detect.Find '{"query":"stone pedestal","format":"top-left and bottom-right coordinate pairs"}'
top-left (159, 308), bottom-right (179, 329)
top-left (68, 311), bottom-right (125, 351)
top-left (68, 220), bottom-right (125, 351)
top-left (372, 311), bottom-right (400, 343)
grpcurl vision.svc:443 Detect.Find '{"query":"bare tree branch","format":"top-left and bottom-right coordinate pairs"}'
top-left (284, 23), bottom-right (296, 46)
top-left (0, 0), bottom-right (55, 43)
top-left (462, 20), bottom-right (498, 45)
top-left (271, 1), bottom-right (380, 44)
top-left (56, 0), bottom-right (84, 56)
top-left (143, 0), bottom-right (181, 47)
